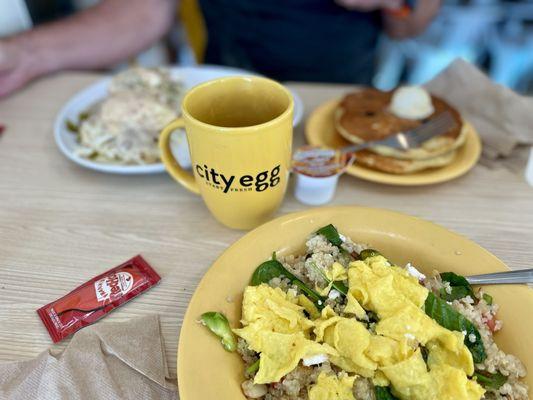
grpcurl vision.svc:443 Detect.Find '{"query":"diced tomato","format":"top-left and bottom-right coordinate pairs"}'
top-left (272, 378), bottom-right (284, 389)
top-left (485, 316), bottom-right (498, 333)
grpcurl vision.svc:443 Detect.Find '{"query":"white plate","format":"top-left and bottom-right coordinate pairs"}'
top-left (54, 65), bottom-right (304, 175)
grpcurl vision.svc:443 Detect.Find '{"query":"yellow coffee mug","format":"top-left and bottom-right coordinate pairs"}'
top-left (159, 76), bottom-right (293, 230)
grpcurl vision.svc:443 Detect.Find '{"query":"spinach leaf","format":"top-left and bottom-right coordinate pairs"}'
top-left (439, 286), bottom-right (472, 302)
top-left (440, 272), bottom-right (471, 288)
top-left (424, 292), bottom-right (486, 363)
top-left (316, 224), bottom-right (343, 246)
top-left (367, 311), bottom-right (379, 324)
top-left (66, 119), bottom-right (79, 133)
top-left (78, 111), bottom-right (90, 121)
top-left (308, 261), bottom-right (348, 296)
top-left (439, 272), bottom-right (476, 301)
top-left (420, 346), bottom-right (429, 363)
top-left (246, 359), bottom-right (260, 375)
top-left (474, 371), bottom-right (507, 390)
top-left (360, 249), bottom-right (382, 260)
top-left (482, 293), bottom-right (493, 305)
top-left (375, 386), bottom-right (399, 400)
top-left (250, 259), bottom-right (286, 285)
top-left (250, 259), bottom-right (325, 307)
top-left (333, 280), bottom-right (348, 295)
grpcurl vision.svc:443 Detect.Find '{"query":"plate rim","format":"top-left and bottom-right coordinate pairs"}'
top-left (305, 98), bottom-right (482, 186)
top-left (53, 65), bottom-right (305, 175)
top-left (177, 205), bottom-right (529, 400)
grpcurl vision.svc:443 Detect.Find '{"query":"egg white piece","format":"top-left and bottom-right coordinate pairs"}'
top-left (302, 354), bottom-right (329, 366)
top-left (405, 263), bottom-right (426, 281)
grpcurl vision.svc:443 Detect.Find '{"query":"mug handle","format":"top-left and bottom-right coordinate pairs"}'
top-left (159, 118), bottom-right (200, 194)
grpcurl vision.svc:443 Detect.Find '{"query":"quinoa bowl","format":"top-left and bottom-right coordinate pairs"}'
top-left (177, 207), bottom-right (532, 400)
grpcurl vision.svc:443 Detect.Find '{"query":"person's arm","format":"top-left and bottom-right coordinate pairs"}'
top-left (383, 0), bottom-right (441, 39)
top-left (0, 0), bottom-right (176, 97)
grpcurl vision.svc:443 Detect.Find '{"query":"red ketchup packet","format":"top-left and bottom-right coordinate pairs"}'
top-left (37, 255), bottom-right (161, 343)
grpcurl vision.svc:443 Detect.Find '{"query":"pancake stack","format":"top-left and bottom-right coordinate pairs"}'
top-left (334, 88), bottom-right (467, 174)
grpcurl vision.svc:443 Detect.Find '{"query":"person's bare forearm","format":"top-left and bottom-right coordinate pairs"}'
top-left (383, 0), bottom-right (441, 39)
top-left (8, 0), bottom-right (176, 77)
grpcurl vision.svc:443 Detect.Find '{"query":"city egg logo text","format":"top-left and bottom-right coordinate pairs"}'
top-left (195, 164), bottom-right (281, 193)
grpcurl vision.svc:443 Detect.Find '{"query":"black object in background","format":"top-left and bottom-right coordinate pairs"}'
top-left (25, 0), bottom-right (75, 25)
top-left (200, 0), bottom-right (381, 85)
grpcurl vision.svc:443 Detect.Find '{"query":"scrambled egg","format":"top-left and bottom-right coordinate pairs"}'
top-left (348, 256), bottom-right (475, 377)
top-left (308, 372), bottom-right (356, 400)
top-left (234, 285), bottom-right (314, 347)
top-left (235, 256), bottom-right (485, 399)
top-left (381, 350), bottom-right (484, 400)
top-left (317, 262), bottom-right (348, 296)
top-left (314, 306), bottom-right (377, 377)
top-left (253, 331), bottom-right (336, 384)
top-left (347, 256), bottom-right (428, 317)
top-left (233, 285), bottom-right (336, 384)
top-left (77, 67), bottom-right (184, 165)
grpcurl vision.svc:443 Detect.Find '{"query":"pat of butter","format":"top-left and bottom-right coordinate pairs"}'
top-left (390, 86), bottom-right (435, 120)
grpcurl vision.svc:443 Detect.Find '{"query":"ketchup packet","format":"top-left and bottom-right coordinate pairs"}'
top-left (37, 255), bottom-right (161, 343)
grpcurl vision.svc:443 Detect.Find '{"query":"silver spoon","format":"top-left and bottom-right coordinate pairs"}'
top-left (466, 268), bottom-right (533, 285)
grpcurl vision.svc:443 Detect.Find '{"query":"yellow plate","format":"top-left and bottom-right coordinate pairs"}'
top-left (178, 206), bottom-right (531, 399)
top-left (305, 99), bottom-right (482, 186)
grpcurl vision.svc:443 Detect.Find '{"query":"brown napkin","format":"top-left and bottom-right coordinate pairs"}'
top-left (425, 58), bottom-right (533, 159)
top-left (0, 315), bottom-right (177, 400)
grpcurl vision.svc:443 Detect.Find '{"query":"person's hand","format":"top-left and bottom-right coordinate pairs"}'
top-left (0, 38), bottom-right (38, 98)
top-left (335, 0), bottom-right (402, 11)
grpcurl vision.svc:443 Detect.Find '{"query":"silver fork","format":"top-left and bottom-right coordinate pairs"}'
top-left (466, 268), bottom-right (533, 285)
top-left (340, 111), bottom-right (456, 155)
top-left (295, 111), bottom-right (457, 163)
